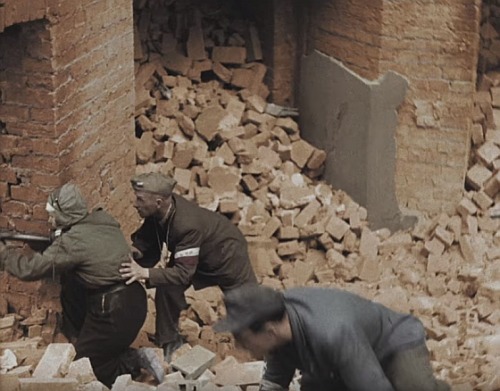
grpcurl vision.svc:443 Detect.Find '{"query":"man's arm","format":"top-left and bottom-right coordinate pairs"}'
top-left (261, 351), bottom-right (296, 391)
top-left (120, 254), bottom-right (197, 286)
top-left (122, 228), bottom-right (201, 286)
top-left (0, 236), bottom-right (75, 280)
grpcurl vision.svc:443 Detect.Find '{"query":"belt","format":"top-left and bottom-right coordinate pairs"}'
top-left (86, 282), bottom-right (130, 296)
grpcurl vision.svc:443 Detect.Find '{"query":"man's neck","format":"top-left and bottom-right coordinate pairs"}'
top-left (158, 201), bottom-right (173, 225)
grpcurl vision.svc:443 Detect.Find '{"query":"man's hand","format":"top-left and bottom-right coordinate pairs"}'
top-left (120, 254), bottom-right (149, 285)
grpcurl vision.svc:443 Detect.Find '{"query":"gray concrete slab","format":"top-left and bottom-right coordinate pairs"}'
top-left (300, 50), bottom-right (416, 230)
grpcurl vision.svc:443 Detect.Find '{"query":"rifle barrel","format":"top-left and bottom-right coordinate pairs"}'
top-left (0, 232), bottom-right (51, 242)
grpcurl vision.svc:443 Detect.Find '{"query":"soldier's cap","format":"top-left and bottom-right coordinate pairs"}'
top-left (213, 285), bottom-right (285, 334)
top-left (130, 173), bottom-right (177, 196)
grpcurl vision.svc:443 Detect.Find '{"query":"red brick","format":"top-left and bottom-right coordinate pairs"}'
top-left (29, 0), bottom-right (46, 20)
top-left (0, 215), bottom-right (9, 228)
top-left (12, 155), bottom-right (59, 173)
top-left (211, 46), bottom-right (247, 64)
top-left (0, 182), bottom-right (8, 199)
top-left (0, 103), bottom-right (30, 122)
top-left (10, 185), bottom-right (48, 203)
top-left (33, 203), bottom-right (49, 220)
top-left (8, 121), bottom-right (54, 138)
top-left (9, 218), bottom-right (50, 236)
top-left (1, 200), bottom-right (29, 217)
top-left (30, 108), bottom-right (56, 123)
top-left (30, 173), bottom-right (61, 188)
top-left (0, 165), bottom-right (17, 183)
top-left (187, 25), bottom-right (206, 61)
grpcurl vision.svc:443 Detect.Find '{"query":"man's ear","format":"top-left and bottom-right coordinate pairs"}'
top-left (155, 197), bottom-right (164, 208)
top-left (264, 322), bottom-right (279, 337)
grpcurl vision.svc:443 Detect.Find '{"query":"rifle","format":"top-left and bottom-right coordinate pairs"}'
top-left (0, 230), bottom-right (52, 251)
top-left (0, 231), bottom-right (51, 243)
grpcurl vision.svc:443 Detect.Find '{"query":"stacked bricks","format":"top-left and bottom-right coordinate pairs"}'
top-left (306, 0), bottom-right (383, 80)
top-left (127, 2), bottom-right (499, 388)
top-left (306, 0), bottom-right (480, 217)
top-left (378, 1), bottom-right (480, 216)
top-left (0, 1), bottom-right (498, 389)
top-left (0, 0), bottom-right (136, 319)
top-left (0, 0), bottom-right (47, 33)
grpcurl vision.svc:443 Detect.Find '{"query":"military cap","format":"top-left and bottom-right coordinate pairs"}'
top-left (213, 285), bottom-right (285, 334)
top-left (130, 172), bottom-right (177, 196)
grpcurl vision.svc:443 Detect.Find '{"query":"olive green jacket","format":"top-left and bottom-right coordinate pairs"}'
top-left (0, 186), bottom-right (130, 288)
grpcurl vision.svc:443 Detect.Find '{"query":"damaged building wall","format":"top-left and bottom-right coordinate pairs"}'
top-left (298, 0), bottom-right (480, 226)
top-left (300, 53), bottom-right (415, 231)
top-left (0, 0), bottom-right (137, 315)
top-left (379, 1), bottom-right (481, 215)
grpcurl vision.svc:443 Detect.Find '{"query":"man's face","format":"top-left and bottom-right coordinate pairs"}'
top-left (235, 328), bottom-right (280, 358)
top-left (133, 191), bottom-right (160, 218)
top-left (48, 214), bottom-right (57, 228)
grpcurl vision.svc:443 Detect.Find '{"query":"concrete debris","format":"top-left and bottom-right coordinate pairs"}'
top-left (1, 1), bottom-right (499, 390)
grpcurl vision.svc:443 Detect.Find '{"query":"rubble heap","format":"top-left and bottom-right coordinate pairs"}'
top-left (0, 1), bottom-right (499, 390)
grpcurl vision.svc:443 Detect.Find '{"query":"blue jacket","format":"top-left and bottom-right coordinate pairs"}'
top-left (263, 287), bottom-right (426, 390)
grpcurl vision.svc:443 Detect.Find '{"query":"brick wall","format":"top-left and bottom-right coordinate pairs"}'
top-left (302, 0), bottom-right (480, 216)
top-left (379, 1), bottom-right (481, 214)
top-left (0, 20), bottom-right (58, 235)
top-left (0, 0), bottom-right (47, 31)
top-left (49, 0), bottom-right (136, 229)
top-left (306, 0), bottom-right (383, 80)
top-left (244, 0), bottom-right (299, 106)
top-left (0, 0), bottom-right (136, 315)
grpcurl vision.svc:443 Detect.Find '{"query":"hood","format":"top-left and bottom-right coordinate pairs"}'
top-left (48, 184), bottom-right (89, 228)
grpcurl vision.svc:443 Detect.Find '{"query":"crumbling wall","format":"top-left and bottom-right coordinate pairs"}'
top-left (300, 0), bottom-right (480, 220)
top-left (0, 0), bottom-right (136, 317)
top-left (379, 1), bottom-right (481, 215)
top-left (305, 0), bottom-right (383, 80)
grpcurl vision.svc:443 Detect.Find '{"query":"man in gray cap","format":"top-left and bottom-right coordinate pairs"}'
top-left (121, 172), bottom-right (257, 361)
top-left (214, 285), bottom-right (451, 391)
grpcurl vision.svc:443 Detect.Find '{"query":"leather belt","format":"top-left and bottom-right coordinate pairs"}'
top-left (87, 281), bottom-right (129, 296)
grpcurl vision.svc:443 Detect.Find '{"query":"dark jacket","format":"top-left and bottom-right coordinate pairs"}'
top-left (132, 193), bottom-right (256, 289)
top-left (0, 186), bottom-right (130, 288)
top-left (263, 287), bottom-right (426, 391)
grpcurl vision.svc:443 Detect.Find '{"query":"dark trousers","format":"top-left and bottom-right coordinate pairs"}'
top-left (60, 273), bottom-right (87, 342)
top-left (61, 276), bottom-right (147, 388)
top-left (301, 344), bottom-right (450, 391)
top-left (155, 240), bottom-right (257, 346)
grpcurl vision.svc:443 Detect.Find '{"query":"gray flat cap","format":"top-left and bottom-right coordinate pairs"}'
top-left (131, 172), bottom-right (177, 196)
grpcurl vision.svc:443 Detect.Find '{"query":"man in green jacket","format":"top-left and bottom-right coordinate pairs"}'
top-left (120, 172), bottom-right (257, 361)
top-left (0, 183), bottom-right (164, 387)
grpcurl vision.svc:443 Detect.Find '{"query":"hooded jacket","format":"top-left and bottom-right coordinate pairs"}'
top-left (0, 184), bottom-right (130, 288)
top-left (263, 287), bottom-right (426, 391)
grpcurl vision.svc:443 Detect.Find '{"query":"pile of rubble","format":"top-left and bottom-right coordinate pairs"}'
top-left (0, 1), bottom-right (499, 390)
top-left (0, 341), bottom-right (275, 391)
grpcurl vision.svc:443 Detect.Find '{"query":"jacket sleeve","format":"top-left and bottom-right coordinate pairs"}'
top-left (147, 228), bottom-right (201, 287)
top-left (131, 219), bottom-right (162, 268)
top-left (0, 236), bottom-right (77, 281)
top-left (261, 352), bottom-right (295, 390)
top-left (329, 325), bottom-right (395, 391)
